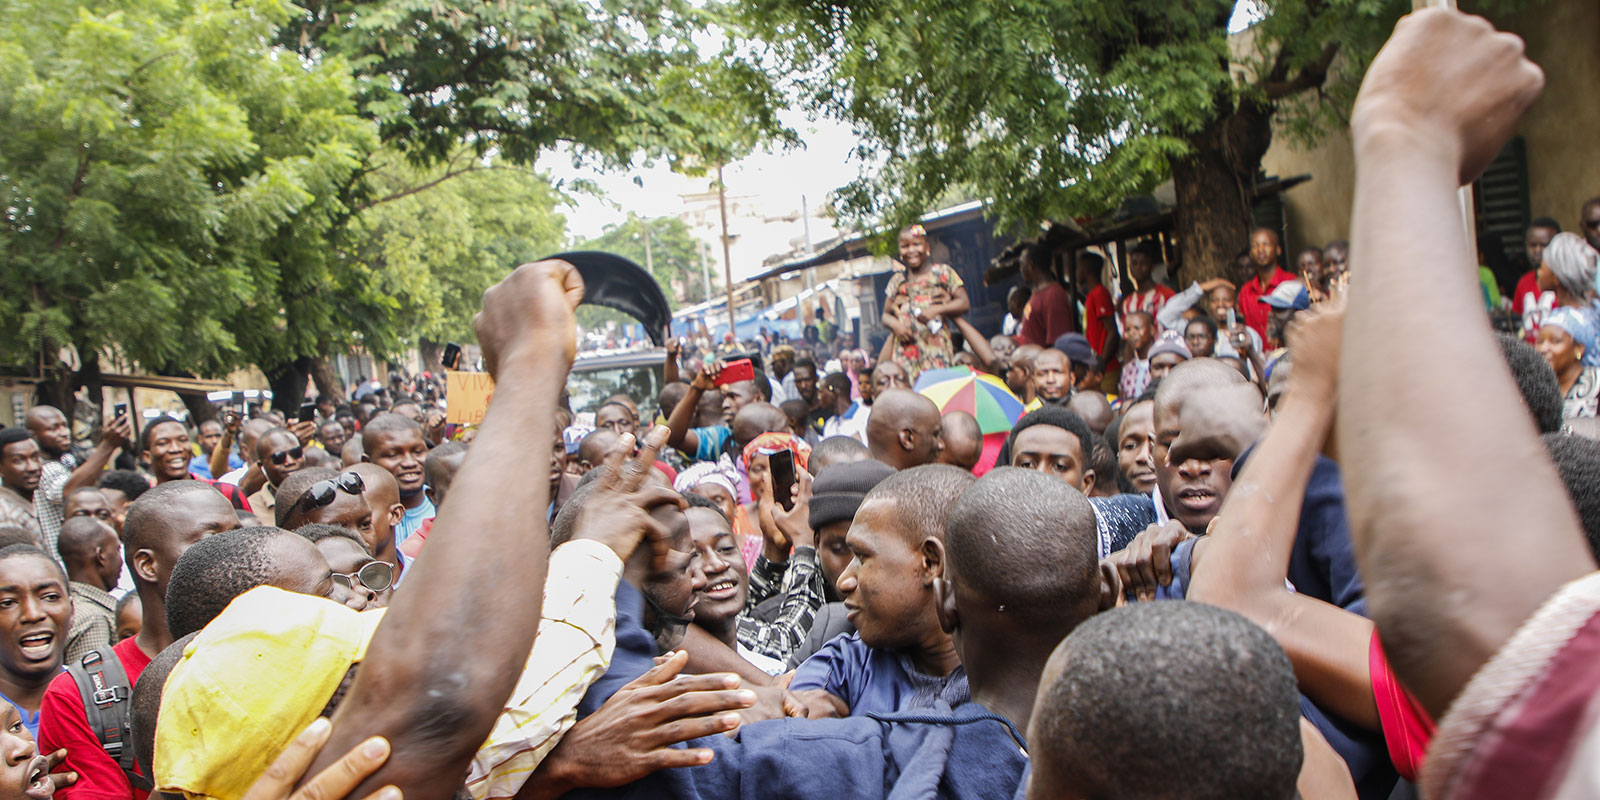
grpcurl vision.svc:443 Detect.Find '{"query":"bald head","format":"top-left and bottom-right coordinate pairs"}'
top-left (1067, 392), bottom-right (1114, 436)
top-left (340, 437), bottom-right (364, 467)
top-left (348, 462), bottom-right (401, 509)
top-left (578, 429), bottom-right (621, 471)
top-left (58, 516), bottom-right (120, 590)
top-left (937, 411), bottom-right (983, 472)
top-left (731, 402), bottom-right (789, 448)
top-left (867, 390), bottom-right (944, 470)
top-left (1153, 359), bottom-right (1249, 417)
top-left (24, 406), bottom-right (70, 459)
top-left (237, 418), bottom-right (275, 465)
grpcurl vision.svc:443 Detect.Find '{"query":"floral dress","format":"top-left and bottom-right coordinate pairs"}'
top-left (883, 263), bottom-right (964, 383)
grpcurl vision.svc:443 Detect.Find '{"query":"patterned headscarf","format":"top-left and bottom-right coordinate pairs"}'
top-left (1542, 306), bottom-right (1600, 367)
top-left (1544, 232), bottom-right (1600, 300)
top-left (561, 425), bottom-right (594, 455)
top-left (741, 432), bottom-right (812, 472)
top-left (672, 461), bottom-right (738, 496)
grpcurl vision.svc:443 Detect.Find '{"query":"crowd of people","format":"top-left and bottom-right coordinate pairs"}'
top-left (0, 9), bottom-right (1595, 800)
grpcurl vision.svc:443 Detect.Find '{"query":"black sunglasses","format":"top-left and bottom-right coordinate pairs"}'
top-left (270, 446), bottom-right (305, 465)
top-left (332, 561), bottom-right (394, 593)
top-left (296, 472), bottom-right (365, 514)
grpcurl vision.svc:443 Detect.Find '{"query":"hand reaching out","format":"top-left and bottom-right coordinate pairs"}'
top-left (244, 718), bottom-right (398, 800)
top-left (290, 420), bottom-right (318, 447)
top-left (755, 467), bottom-right (815, 556)
top-left (473, 259), bottom-right (586, 378)
top-left (100, 412), bottom-right (133, 451)
top-left (1284, 298), bottom-right (1346, 401)
top-left (1107, 522), bottom-right (1193, 602)
top-left (570, 426), bottom-right (687, 569)
top-left (532, 651), bottom-right (751, 794)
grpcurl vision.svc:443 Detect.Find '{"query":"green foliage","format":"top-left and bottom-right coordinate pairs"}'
top-left (743, 0), bottom-right (1430, 235)
top-left (0, 0), bottom-right (375, 378)
top-left (2, 0), bottom-right (787, 390)
top-left (343, 159), bottom-right (568, 345)
top-left (282, 0), bottom-right (793, 171)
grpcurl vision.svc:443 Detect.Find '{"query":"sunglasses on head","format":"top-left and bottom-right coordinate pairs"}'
top-left (332, 560), bottom-right (394, 593)
top-left (270, 446), bottom-right (305, 465)
top-left (296, 472), bottom-right (365, 514)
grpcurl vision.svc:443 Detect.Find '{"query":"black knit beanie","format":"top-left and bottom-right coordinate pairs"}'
top-left (808, 459), bottom-right (896, 529)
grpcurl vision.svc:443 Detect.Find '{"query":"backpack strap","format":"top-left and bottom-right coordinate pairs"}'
top-left (65, 645), bottom-right (152, 791)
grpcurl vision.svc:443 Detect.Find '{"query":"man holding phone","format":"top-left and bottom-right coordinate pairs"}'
top-left (665, 359), bottom-right (771, 467)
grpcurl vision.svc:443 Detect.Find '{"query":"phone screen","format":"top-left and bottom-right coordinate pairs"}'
top-left (442, 343), bottom-right (462, 370)
top-left (114, 403), bottom-right (128, 420)
top-left (769, 450), bottom-right (795, 511)
top-left (298, 402), bottom-right (317, 423)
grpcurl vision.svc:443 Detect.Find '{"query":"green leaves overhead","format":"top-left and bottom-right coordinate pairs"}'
top-left (743, 0), bottom-right (1417, 238)
top-left (282, 0), bottom-right (791, 170)
top-left (2, 0), bottom-right (791, 392)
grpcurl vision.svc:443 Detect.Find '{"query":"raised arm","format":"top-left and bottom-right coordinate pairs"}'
top-left (665, 365), bottom-right (717, 455)
top-left (1339, 9), bottom-right (1588, 718)
top-left (949, 315), bottom-right (1002, 374)
top-left (305, 260), bottom-right (586, 796)
top-left (1186, 302), bottom-right (1379, 729)
top-left (209, 409), bottom-right (241, 479)
top-left (63, 413), bottom-right (132, 495)
top-left (663, 335), bottom-right (681, 387)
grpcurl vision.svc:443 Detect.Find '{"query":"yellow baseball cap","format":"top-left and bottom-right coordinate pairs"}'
top-left (153, 586), bottom-right (386, 799)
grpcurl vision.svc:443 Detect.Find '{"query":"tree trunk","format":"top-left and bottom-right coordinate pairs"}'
top-left (264, 357), bottom-right (315, 414)
top-left (1168, 98), bottom-right (1275, 284)
top-left (309, 357), bottom-right (341, 403)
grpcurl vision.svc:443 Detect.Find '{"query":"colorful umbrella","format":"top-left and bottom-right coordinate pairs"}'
top-left (915, 367), bottom-right (1027, 435)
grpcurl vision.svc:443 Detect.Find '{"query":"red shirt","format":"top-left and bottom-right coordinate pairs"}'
top-left (1512, 270), bottom-right (1541, 316)
top-left (1117, 284), bottom-right (1176, 324)
top-left (1083, 285), bottom-right (1116, 355)
top-left (39, 636), bottom-right (153, 800)
top-left (1017, 283), bottom-right (1077, 347)
top-left (1238, 267), bottom-right (1296, 342)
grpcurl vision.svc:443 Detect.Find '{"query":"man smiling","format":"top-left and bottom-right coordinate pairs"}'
top-left (0, 546), bottom-right (71, 738)
top-left (0, 431), bottom-right (42, 542)
top-left (361, 414), bottom-right (433, 547)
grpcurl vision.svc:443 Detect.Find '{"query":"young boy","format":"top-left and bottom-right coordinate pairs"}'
top-left (788, 465), bottom-right (974, 715)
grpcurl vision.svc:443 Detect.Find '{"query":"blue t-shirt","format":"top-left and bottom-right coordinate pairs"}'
top-left (687, 425), bottom-right (734, 463)
top-left (0, 686), bottom-right (44, 738)
top-left (395, 493), bottom-right (436, 547)
top-left (790, 633), bottom-right (969, 716)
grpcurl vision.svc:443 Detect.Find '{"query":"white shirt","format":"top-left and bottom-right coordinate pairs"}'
top-left (823, 402), bottom-right (870, 445)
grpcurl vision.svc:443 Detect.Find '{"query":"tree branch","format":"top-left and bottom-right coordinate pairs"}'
top-left (1262, 43), bottom-right (1340, 101)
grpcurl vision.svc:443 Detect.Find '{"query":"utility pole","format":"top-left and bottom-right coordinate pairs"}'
top-left (699, 238), bottom-right (712, 303)
top-left (643, 218), bottom-right (653, 277)
top-left (718, 163), bottom-right (736, 337)
top-left (802, 194), bottom-right (816, 323)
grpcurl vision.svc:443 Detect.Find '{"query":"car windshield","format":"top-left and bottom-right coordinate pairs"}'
top-left (568, 354), bottom-right (665, 419)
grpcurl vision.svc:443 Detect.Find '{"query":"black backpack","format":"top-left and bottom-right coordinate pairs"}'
top-left (65, 646), bottom-right (152, 791)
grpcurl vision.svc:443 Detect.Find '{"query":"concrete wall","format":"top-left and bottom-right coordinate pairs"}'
top-left (1259, 0), bottom-right (1600, 256)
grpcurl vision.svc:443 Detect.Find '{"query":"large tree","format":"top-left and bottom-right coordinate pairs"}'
top-left (744, 0), bottom-right (1508, 280)
top-left (2, 0), bottom-right (790, 415)
top-left (0, 0), bottom-right (375, 413)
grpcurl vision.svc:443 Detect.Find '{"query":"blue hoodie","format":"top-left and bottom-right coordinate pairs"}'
top-left (566, 701), bottom-right (1031, 800)
top-left (570, 579), bottom-right (1032, 800)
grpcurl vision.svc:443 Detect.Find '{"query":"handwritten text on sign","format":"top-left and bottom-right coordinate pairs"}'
top-left (445, 371), bottom-right (495, 425)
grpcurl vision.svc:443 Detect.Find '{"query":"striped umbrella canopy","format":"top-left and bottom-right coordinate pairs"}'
top-left (914, 367), bottom-right (1027, 435)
